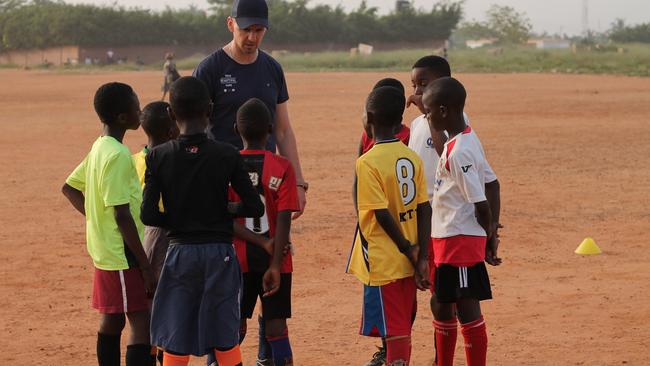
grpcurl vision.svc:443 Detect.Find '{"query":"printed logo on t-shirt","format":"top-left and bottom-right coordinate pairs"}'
top-left (269, 176), bottom-right (283, 191)
top-left (249, 172), bottom-right (259, 187)
top-left (220, 74), bottom-right (237, 93)
top-left (426, 137), bottom-right (434, 148)
top-left (461, 164), bottom-right (473, 173)
top-left (185, 146), bottom-right (199, 154)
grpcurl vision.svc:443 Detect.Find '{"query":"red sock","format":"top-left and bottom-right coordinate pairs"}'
top-left (385, 335), bottom-right (411, 365)
top-left (433, 318), bottom-right (458, 366)
top-left (461, 316), bottom-right (488, 366)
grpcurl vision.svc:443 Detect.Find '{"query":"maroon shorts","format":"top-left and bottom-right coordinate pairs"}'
top-left (360, 277), bottom-right (417, 337)
top-left (92, 268), bottom-right (148, 314)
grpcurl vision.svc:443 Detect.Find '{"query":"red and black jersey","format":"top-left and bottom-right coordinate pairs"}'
top-left (230, 150), bottom-right (300, 273)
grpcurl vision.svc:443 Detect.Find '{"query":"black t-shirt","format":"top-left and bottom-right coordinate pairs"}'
top-left (193, 49), bottom-right (290, 151)
top-left (140, 133), bottom-right (264, 245)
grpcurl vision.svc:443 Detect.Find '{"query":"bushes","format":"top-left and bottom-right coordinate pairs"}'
top-left (0, 0), bottom-right (462, 51)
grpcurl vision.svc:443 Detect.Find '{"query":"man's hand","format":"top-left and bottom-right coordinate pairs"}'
top-left (485, 235), bottom-right (502, 266)
top-left (407, 94), bottom-right (425, 114)
top-left (262, 267), bottom-right (281, 297)
top-left (292, 188), bottom-right (307, 220)
top-left (415, 258), bottom-right (431, 291)
top-left (141, 267), bottom-right (157, 297)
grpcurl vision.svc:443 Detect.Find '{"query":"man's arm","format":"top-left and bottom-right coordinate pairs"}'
top-left (62, 183), bottom-right (85, 216)
top-left (114, 204), bottom-right (156, 295)
top-left (275, 102), bottom-right (307, 219)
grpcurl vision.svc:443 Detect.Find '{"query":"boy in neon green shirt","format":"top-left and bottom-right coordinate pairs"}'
top-left (62, 82), bottom-right (156, 366)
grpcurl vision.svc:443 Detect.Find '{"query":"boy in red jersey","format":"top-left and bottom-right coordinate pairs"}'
top-left (230, 98), bottom-right (301, 365)
top-left (423, 77), bottom-right (502, 366)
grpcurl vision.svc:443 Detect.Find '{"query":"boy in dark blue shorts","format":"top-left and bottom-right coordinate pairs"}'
top-left (141, 76), bottom-right (264, 366)
top-left (62, 82), bottom-right (156, 366)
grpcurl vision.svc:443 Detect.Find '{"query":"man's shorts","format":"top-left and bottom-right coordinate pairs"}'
top-left (360, 277), bottom-right (416, 338)
top-left (241, 272), bottom-right (292, 320)
top-left (435, 262), bottom-right (492, 304)
top-left (142, 226), bottom-right (170, 281)
top-left (92, 267), bottom-right (148, 314)
top-left (151, 243), bottom-right (241, 356)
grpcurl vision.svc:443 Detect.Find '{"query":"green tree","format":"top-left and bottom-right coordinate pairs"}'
top-left (485, 5), bottom-right (531, 44)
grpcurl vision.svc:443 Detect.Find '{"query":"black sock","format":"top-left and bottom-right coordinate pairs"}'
top-left (97, 333), bottom-right (121, 366)
top-left (126, 344), bottom-right (155, 366)
top-left (157, 349), bottom-right (164, 365)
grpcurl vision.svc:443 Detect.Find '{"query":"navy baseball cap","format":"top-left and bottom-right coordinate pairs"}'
top-left (231, 0), bottom-right (269, 29)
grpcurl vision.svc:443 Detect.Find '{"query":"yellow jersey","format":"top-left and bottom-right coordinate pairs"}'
top-left (347, 139), bottom-right (429, 285)
top-left (132, 147), bottom-right (164, 212)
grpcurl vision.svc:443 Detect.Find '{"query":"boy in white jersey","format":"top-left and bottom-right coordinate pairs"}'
top-left (422, 77), bottom-right (501, 366)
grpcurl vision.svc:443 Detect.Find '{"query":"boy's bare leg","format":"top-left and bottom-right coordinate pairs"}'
top-left (97, 313), bottom-right (126, 366)
top-left (265, 318), bottom-right (292, 365)
top-left (125, 310), bottom-right (154, 366)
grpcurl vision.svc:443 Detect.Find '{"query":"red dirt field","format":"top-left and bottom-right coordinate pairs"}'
top-left (1, 69), bottom-right (649, 365)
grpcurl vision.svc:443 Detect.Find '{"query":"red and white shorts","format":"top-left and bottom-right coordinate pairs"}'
top-left (360, 277), bottom-right (417, 337)
top-left (92, 267), bottom-right (148, 314)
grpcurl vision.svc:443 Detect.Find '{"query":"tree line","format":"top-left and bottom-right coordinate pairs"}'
top-left (0, 0), bottom-right (462, 52)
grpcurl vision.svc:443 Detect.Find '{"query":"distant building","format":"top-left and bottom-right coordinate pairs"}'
top-left (465, 38), bottom-right (497, 49)
top-left (395, 0), bottom-right (411, 12)
top-left (527, 38), bottom-right (571, 49)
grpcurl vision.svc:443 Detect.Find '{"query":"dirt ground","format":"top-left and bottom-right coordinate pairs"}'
top-left (1, 69), bottom-right (649, 365)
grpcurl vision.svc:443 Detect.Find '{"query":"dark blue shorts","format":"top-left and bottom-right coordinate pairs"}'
top-left (150, 243), bottom-right (241, 356)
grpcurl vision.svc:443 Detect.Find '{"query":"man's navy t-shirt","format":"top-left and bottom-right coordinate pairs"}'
top-left (193, 49), bottom-right (289, 151)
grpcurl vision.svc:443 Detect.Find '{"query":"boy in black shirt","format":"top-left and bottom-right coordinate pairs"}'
top-left (141, 76), bottom-right (263, 365)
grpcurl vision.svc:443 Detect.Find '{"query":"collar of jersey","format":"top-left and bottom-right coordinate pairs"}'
top-left (241, 149), bottom-right (268, 155)
top-left (374, 138), bottom-right (400, 145)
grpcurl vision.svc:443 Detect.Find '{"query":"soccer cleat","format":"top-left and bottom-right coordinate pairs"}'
top-left (364, 346), bottom-right (386, 366)
top-left (256, 358), bottom-right (275, 366)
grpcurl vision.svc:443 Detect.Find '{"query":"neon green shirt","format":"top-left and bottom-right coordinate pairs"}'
top-left (66, 136), bottom-right (144, 270)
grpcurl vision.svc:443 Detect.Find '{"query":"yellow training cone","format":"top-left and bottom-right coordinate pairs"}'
top-left (575, 237), bottom-right (602, 255)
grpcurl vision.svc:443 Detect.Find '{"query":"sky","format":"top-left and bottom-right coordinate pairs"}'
top-left (65, 0), bottom-right (650, 36)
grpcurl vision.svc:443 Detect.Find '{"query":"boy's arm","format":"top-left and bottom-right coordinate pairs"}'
top-left (262, 210), bottom-right (291, 297)
top-left (415, 201), bottom-right (432, 290)
top-left (140, 154), bottom-right (166, 227)
top-left (484, 179), bottom-right (502, 266)
top-left (229, 154), bottom-right (264, 218)
top-left (374, 209), bottom-right (417, 262)
top-left (62, 183), bottom-right (85, 216)
top-left (114, 204), bottom-right (156, 295)
top-left (233, 221), bottom-right (273, 255)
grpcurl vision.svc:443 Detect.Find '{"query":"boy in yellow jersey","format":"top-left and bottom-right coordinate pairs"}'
top-left (61, 82), bottom-right (156, 366)
top-left (347, 86), bottom-right (432, 366)
top-left (132, 101), bottom-right (179, 281)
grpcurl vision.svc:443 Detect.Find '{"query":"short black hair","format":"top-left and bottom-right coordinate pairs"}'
top-left (169, 76), bottom-right (211, 121)
top-left (412, 55), bottom-right (451, 78)
top-left (236, 98), bottom-right (272, 142)
top-left (93, 82), bottom-right (135, 125)
top-left (424, 77), bottom-right (466, 112)
top-left (373, 78), bottom-right (405, 94)
top-left (366, 86), bottom-right (406, 128)
top-left (141, 101), bottom-right (173, 139)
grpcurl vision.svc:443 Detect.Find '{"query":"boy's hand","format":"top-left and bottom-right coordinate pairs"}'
top-left (141, 267), bottom-right (157, 297)
top-left (485, 235), bottom-right (502, 266)
top-left (407, 94), bottom-right (425, 114)
top-left (262, 267), bottom-right (281, 297)
top-left (283, 241), bottom-right (294, 256)
top-left (415, 258), bottom-right (431, 291)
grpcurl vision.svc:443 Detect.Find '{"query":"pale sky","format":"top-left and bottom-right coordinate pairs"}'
top-left (65, 0), bottom-right (650, 36)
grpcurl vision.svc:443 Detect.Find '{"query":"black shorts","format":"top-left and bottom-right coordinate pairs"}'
top-left (241, 272), bottom-right (292, 320)
top-left (435, 262), bottom-right (492, 303)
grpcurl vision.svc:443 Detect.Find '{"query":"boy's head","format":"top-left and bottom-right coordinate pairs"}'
top-left (373, 78), bottom-right (405, 95)
top-left (411, 55), bottom-right (451, 97)
top-left (365, 86), bottom-right (406, 136)
top-left (235, 98), bottom-right (272, 146)
top-left (93, 82), bottom-right (140, 129)
top-left (422, 77), bottom-right (466, 132)
top-left (169, 76), bottom-right (212, 126)
top-left (140, 101), bottom-right (179, 143)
